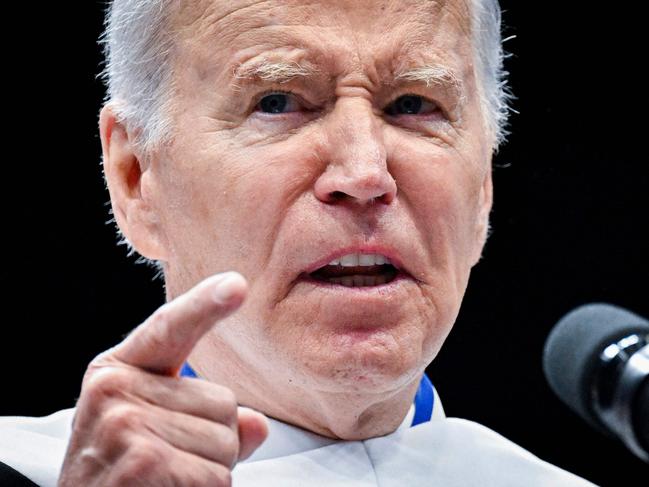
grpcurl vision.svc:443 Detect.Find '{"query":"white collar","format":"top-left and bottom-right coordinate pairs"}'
top-left (242, 386), bottom-right (444, 463)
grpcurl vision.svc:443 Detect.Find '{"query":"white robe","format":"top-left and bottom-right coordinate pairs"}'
top-left (0, 389), bottom-right (597, 486)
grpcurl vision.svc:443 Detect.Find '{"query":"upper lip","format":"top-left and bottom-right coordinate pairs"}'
top-left (302, 244), bottom-right (411, 276)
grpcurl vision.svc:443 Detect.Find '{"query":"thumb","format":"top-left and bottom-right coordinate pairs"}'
top-left (237, 407), bottom-right (269, 462)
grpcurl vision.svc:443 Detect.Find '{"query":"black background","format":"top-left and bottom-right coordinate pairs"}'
top-left (2, 1), bottom-right (647, 485)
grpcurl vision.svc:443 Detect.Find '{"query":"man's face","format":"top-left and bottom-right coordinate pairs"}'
top-left (138, 0), bottom-right (491, 394)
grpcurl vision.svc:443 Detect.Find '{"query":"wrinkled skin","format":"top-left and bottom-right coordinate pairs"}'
top-left (59, 273), bottom-right (269, 487)
top-left (105, 0), bottom-right (491, 446)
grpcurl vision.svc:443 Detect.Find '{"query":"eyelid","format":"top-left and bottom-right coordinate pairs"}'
top-left (384, 93), bottom-right (438, 111)
top-left (383, 92), bottom-right (450, 121)
top-left (254, 88), bottom-right (292, 101)
top-left (251, 89), bottom-right (310, 114)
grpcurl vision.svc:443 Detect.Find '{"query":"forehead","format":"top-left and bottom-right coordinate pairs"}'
top-left (172, 0), bottom-right (474, 80)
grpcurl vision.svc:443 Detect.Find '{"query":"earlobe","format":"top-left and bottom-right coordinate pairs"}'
top-left (99, 105), bottom-right (168, 261)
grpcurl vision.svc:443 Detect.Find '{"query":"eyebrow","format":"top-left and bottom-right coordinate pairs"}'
top-left (230, 58), bottom-right (465, 102)
top-left (232, 60), bottom-right (320, 86)
top-left (394, 64), bottom-right (462, 89)
top-left (393, 64), bottom-right (466, 101)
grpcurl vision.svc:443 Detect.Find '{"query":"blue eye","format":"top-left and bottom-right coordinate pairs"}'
top-left (256, 92), bottom-right (301, 114)
top-left (385, 95), bottom-right (438, 116)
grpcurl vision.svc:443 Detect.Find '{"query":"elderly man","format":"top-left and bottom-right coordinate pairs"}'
top-left (0, 0), bottom-right (597, 486)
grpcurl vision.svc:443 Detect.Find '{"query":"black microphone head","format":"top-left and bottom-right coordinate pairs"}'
top-left (542, 303), bottom-right (649, 434)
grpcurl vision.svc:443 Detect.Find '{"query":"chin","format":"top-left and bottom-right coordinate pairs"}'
top-left (293, 330), bottom-right (426, 394)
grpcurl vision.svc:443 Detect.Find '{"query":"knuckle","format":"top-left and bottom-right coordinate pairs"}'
top-left (211, 387), bottom-right (238, 425)
top-left (82, 368), bottom-right (131, 404)
top-left (117, 439), bottom-right (169, 483)
top-left (101, 404), bottom-right (143, 433)
top-left (217, 386), bottom-right (237, 410)
top-left (218, 427), bottom-right (240, 465)
top-left (129, 449), bottom-right (162, 475)
top-left (87, 348), bottom-right (113, 368)
top-left (221, 406), bottom-right (238, 428)
top-left (152, 303), bottom-right (174, 330)
top-left (143, 305), bottom-right (176, 348)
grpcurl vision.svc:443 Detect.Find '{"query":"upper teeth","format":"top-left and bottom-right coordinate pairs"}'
top-left (328, 253), bottom-right (391, 266)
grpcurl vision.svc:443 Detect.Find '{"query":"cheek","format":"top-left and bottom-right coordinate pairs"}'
top-left (398, 153), bottom-right (484, 257)
top-left (388, 142), bottom-right (485, 314)
top-left (157, 140), bottom-right (321, 286)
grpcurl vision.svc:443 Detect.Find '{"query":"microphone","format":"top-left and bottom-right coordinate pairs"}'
top-left (542, 303), bottom-right (649, 463)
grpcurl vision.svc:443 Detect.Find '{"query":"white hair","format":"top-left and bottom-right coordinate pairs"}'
top-left (469, 0), bottom-right (514, 150)
top-left (99, 0), bottom-right (512, 276)
top-left (99, 0), bottom-right (175, 155)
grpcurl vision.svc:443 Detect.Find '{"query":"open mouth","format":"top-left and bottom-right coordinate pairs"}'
top-left (307, 253), bottom-right (400, 288)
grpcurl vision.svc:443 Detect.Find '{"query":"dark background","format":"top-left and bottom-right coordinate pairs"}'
top-left (2, 1), bottom-right (647, 485)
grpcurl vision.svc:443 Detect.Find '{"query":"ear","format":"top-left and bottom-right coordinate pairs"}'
top-left (99, 105), bottom-right (168, 262)
top-left (470, 166), bottom-right (494, 267)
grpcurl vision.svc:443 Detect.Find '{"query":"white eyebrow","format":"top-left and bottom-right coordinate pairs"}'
top-left (232, 60), bottom-right (319, 85)
top-left (394, 64), bottom-right (464, 94)
top-left (232, 57), bottom-right (461, 88)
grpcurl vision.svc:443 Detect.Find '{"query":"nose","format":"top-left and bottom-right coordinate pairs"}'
top-left (314, 99), bottom-right (397, 206)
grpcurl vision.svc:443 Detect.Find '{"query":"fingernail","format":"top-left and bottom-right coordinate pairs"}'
top-left (212, 272), bottom-right (244, 303)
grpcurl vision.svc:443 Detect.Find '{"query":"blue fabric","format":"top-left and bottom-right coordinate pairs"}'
top-left (180, 363), bottom-right (434, 427)
top-left (180, 362), bottom-right (198, 378)
top-left (411, 373), bottom-right (434, 426)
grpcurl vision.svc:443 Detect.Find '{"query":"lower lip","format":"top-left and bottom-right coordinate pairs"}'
top-left (291, 272), bottom-right (415, 338)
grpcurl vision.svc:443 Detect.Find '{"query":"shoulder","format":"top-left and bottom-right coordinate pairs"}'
top-left (365, 417), bottom-right (599, 487)
top-left (0, 408), bottom-right (76, 487)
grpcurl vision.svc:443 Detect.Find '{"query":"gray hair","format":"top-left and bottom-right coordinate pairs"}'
top-left (469, 0), bottom-right (514, 149)
top-left (99, 0), bottom-right (176, 155)
top-left (99, 0), bottom-right (512, 275)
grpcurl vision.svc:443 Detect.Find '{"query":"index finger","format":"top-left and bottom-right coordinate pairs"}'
top-left (109, 271), bottom-right (247, 375)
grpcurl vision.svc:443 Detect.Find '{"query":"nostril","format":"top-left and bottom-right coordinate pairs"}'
top-left (325, 190), bottom-right (394, 205)
top-left (329, 191), bottom-right (346, 201)
top-left (378, 190), bottom-right (395, 205)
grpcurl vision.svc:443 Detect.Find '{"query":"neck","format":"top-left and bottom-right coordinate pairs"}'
top-left (189, 343), bottom-right (424, 440)
top-left (253, 377), bottom-right (422, 440)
